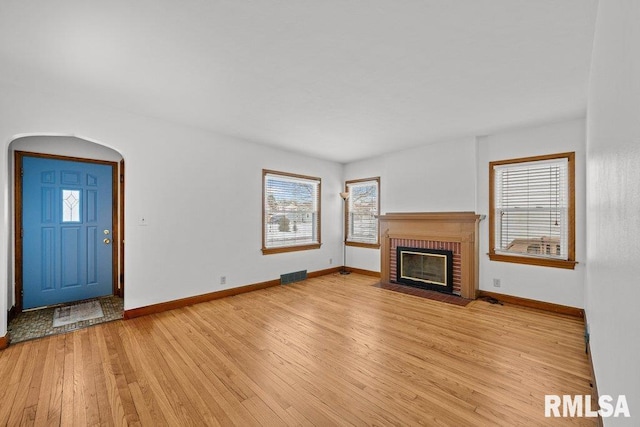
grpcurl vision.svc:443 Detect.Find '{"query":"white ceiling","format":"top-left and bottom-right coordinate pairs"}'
top-left (0, 0), bottom-right (598, 163)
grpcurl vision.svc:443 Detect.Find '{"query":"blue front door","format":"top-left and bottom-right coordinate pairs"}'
top-left (22, 156), bottom-right (114, 309)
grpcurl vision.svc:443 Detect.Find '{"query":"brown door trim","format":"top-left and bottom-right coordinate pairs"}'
top-left (14, 150), bottom-right (124, 312)
top-left (119, 159), bottom-right (125, 298)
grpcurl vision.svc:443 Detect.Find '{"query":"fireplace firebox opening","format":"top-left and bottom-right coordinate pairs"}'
top-left (396, 247), bottom-right (454, 293)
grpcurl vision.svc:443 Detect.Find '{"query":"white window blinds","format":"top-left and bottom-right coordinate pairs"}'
top-left (493, 158), bottom-right (569, 259)
top-left (263, 171), bottom-right (320, 250)
top-left (346, 178), bottom-right (379, 245)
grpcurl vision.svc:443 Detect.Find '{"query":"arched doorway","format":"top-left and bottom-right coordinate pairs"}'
top-left (8, 135), bottom-right (125, 343)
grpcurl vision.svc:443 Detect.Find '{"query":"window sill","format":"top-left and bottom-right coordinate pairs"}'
top-left (488, 253), bottom-right (577, 270)
top-left (262, 243), bottom-right (321, 255)
top-left (345, 241), bottom-right (380, 249)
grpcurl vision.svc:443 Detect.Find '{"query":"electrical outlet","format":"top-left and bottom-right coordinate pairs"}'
top-left (329, 258), bottom-right (333, 265)
top-left (220, 276), bottom-right (226, 285)
top-left (493, 278), bottom-right (501, 288)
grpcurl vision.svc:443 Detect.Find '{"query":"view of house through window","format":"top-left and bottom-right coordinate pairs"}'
top-left (262, 170), bottom-right (321, 254)
top-left (489, 152), bottom-right (576, 269)
top-left (345, 177), bottom-right (380, 247)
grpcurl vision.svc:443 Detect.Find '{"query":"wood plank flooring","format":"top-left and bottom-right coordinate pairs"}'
top-left (0, 273), bottom-right (596, 426)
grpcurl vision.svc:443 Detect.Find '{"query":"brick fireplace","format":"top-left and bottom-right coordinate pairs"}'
top-left (378, 212), bottom-right (483, 299)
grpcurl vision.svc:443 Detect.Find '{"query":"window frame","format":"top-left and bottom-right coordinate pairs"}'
top-left (262, 169), bottom-right (321, 255)
top-left (344, 177), bottom-right (380, 249)
top-left (489, 152), bottom-right (577, 269)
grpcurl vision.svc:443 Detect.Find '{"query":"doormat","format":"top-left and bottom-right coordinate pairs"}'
top-left (53, 300), bottom-right (104, 328)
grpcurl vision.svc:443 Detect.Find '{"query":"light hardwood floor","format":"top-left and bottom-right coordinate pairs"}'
top-left (0, 273), bottom-right (596, 426)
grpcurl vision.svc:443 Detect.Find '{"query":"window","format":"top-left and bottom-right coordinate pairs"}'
top-left (262, 170), bottom-right (321, 254)
top-left (62, 189), bottom-right (81, 222)
top-left (345, 177), bottom-right (380, 247)
top-left (489, 152), bottom-right (576, 269)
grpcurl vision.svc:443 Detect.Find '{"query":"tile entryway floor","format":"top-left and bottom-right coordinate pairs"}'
top-left (7, 295), bottom-right (123, 344)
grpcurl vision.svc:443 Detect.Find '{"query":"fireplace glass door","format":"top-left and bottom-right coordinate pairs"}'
top-left (396, 247), bottom-right (454, 293)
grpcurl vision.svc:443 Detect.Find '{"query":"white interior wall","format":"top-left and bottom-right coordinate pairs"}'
top-left (344, 136), bottom-right (478, 273)
top-left (344, 118), bottom-right (586, 308)
top-left (477, 118), bottom-right (587, 308)
top-left (586, 0), bottom-right (640, 423)
top-left (0, 83), bottom-right (344, 338)
top-left (10, 136), bottom-right (124, 162)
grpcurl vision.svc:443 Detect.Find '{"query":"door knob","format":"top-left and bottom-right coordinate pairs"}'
top-left (104, 238), bottom-right (111, 244)
top-left (104, 229), bottom-right (110, 235)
